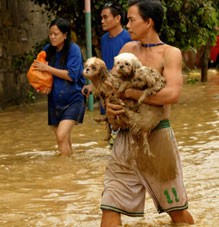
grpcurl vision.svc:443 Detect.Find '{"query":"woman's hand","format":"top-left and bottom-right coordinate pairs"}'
top-left (32, 60), bottom-right (49, 72)
top-left (37, 87), bottom-right (51, 95)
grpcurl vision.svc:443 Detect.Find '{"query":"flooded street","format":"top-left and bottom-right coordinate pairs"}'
top-left (0, 70), bottom-right (218, 227)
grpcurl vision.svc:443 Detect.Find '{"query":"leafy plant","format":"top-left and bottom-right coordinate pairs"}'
top-left (30, 0), bottom-right (219, 49)
top-left (26, 88), bottom-right (36, 103)
top-left (12, 39), bottom-right (48, 74)
top-left (161, 0), bottom-right (219, 50)
top-left (11, 39), bottom-right (48, 103)
top-left (186, 78), bottom-right (200, 84)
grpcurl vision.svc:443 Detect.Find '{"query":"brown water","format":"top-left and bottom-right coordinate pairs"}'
top-left (0, 70), bottom-right (218, 227)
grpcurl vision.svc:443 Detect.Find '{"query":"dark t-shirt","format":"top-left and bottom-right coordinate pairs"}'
top-left (101, 29), bottom-right (131, 70)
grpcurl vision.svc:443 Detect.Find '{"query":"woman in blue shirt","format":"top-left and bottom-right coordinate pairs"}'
top-left (33, 18), bottom-right (85, 156)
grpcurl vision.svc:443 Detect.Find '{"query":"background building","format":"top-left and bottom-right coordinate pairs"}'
top-left (0, 0), bottom-right (50, 108)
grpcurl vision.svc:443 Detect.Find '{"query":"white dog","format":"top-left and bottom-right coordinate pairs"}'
top-left (113, 53), bottom-right (142, 93)
top-left (112, 53), bottom-right (166, 157)
top-left (113, 52), bottom-right (166, 103)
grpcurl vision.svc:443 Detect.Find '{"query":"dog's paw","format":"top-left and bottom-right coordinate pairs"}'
top-left (94, 116), bottom-right (107, 123)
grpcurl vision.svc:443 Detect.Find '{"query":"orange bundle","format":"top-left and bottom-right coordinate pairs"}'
top-left (27, 51), bottom-right (53, 92)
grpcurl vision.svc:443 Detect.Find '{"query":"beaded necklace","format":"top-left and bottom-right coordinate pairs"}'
top-left (141, 42), bottom-right (164, 47)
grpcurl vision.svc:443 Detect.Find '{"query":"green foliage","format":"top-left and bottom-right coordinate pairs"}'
top-left (30, 0), bottom-right (219, 52)
top-left (11, 39), bottom-right (48, 104)
top-left (12, 53), bottom-right (34, 74)
top-left (30, 0), bottom-right (128, 47)
top-left (186, 78), bottom-right (199, 84)
top-left (161, 0), bottom-right (219, 50)
top-left (26, 88), bottom-right (36, 103)
top-left (12, 39), bottom-right (48, 73)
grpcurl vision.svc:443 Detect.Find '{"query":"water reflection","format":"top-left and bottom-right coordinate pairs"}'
top-left (0, 70), bottom-right (218, 226)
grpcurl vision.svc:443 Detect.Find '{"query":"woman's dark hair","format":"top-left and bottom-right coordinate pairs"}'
top-left (128, 0), bottom-right (164, 33)
top-left (46, 18), bottom-right (72, 67)
top-left (102, 2), bottom-right (127, 26)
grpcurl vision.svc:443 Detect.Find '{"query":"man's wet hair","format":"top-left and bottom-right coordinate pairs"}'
top-left (102, 2), bottom-right (127, 26)
top-left (128, 0), bottom-right (164, 33)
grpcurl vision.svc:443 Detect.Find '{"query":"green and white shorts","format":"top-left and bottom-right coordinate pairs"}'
top-left (100, 120), bottom-right (188, 217)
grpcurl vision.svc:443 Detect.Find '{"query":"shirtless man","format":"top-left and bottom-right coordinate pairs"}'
top-left (100, 0), bottom-right (195, 226)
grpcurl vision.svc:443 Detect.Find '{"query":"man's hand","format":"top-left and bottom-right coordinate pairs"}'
top-left (81, 84), bottom-right (93, 97)
top-left (121, 88), bottom-right (134, 99)
top-left (106, 98), bottom-right (125, 125)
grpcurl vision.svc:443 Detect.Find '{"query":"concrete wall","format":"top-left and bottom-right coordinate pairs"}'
top-left (0, 0), bottom-right (50, 108)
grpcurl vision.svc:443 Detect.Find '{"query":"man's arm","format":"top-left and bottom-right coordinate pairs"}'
top-left (124, 47), bottom-right (183, 105)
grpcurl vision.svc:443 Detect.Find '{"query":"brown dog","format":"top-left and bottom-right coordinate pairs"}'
top-left (83, 57), bottom-right (128, 139)
top-left (83, 57), bottom-right (113, 107)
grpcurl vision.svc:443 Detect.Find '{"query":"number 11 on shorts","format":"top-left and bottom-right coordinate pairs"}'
top-left (164, 187), bottom-right (180, 204)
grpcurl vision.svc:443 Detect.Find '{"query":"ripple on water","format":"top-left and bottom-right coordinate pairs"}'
top-left (0, 78), bottom-right (219, 226)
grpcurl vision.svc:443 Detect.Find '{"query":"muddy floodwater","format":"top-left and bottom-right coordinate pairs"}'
top-left (0, 70), bottom-right (218, 226)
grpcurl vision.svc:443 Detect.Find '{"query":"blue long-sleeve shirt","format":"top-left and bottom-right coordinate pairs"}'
top-left (44, 42), bottom-right (85, 109)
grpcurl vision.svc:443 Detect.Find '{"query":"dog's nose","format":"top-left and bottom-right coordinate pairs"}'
top-left (119, 65), bottom-right (124, 69)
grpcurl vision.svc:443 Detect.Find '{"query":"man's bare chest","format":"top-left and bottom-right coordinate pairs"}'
top-left (132, 48), bottom-right (165, 74)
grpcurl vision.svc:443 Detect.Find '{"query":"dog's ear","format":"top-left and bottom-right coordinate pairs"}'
top-left (99, 62), bottom-right (108, 81)
top-left (114, 56), bottom-right (118, 65)
top-left (132, 59), bottom-right (142, 72)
